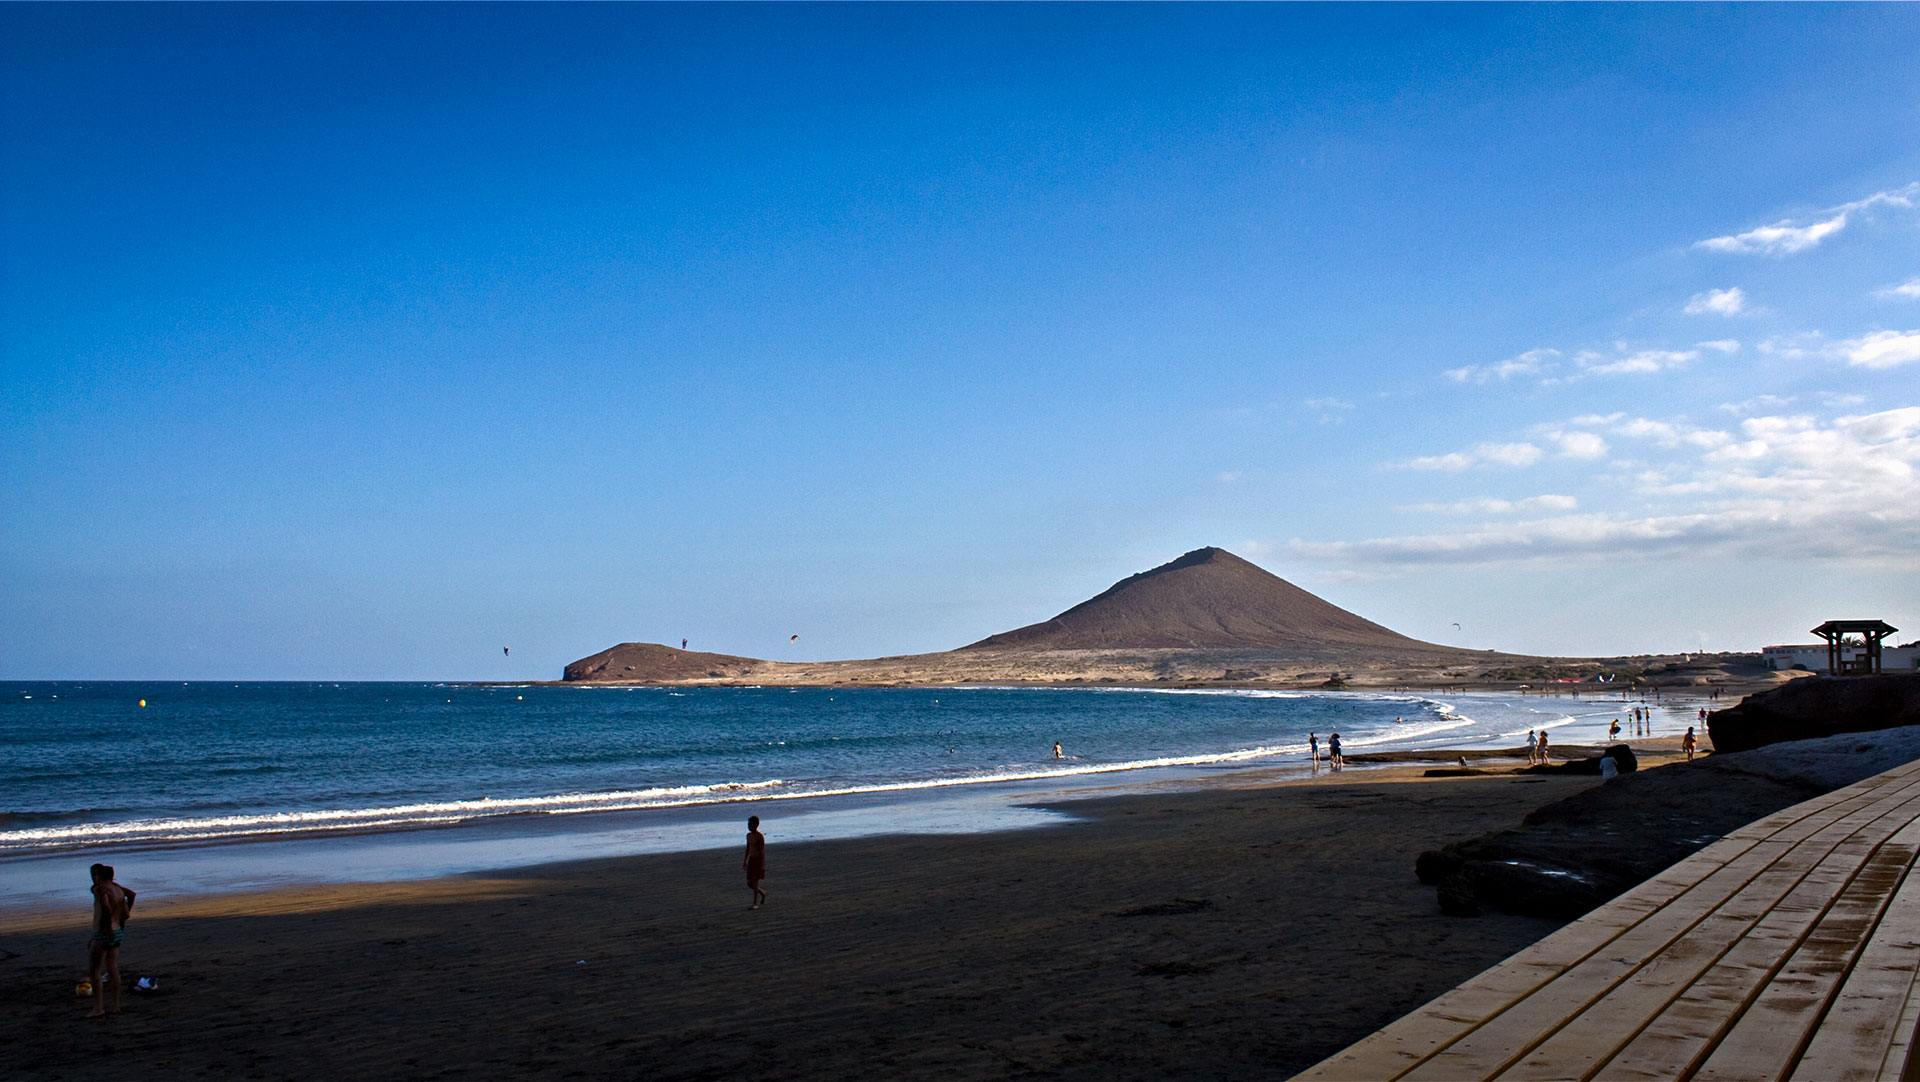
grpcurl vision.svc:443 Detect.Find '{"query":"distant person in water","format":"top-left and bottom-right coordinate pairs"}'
top-left (85, 862), bottom-right (135, 1018)
top-left (1683, 726), bottom-right (1698, 762)
top-left (1053, 742), bottom-right (1063, 760)
top-left (743, 816), bottom-right (767, 910)
top-left (1328, 732), bottom-right (1342, 771)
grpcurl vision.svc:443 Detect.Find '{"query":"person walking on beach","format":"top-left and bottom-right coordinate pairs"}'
top-left (1537, 731), bottom-right (1550, 764)
top-left (1309, 733), bottom-right (1320, 768)
top-left (1328, 732), bottom-right (1343, 771)
top-left (1683, 726), bottom-right (1698, 762)
top-left (743, 816), bottom-right (768, 910)
top-left (1525, 730), bottom-right (1538, 765)
top-left (84, 862), bottom-right (135, 1018)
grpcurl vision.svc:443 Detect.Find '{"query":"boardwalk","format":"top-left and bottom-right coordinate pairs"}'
top-left (1294, 756), bottom-right (1920, 1082)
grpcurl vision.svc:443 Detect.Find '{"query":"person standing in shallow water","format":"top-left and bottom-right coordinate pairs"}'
top-left (743, 816), bottom-right (767, 910)
top-left (1328, 732), bottom-right (1343, 771)
top-left (85, 862), bottom-right (135, 1018)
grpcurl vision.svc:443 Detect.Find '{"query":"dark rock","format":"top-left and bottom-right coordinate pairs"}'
top-left (1435, 875), bottom-right (1480, 917)
top-left (1415, 849), bottom-right (1463, 885)
top-left (1459, 859), bottom-right (1606, 919)
top-left (1708, 674), bottom-right (1920, 753)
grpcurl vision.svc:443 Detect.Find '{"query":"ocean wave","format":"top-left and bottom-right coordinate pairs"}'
top-left (0, 735), bottom-right (1340, 854)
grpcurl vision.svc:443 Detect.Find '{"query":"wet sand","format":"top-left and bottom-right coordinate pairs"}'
top-left (2, 768), bottom-right (1590, 1081)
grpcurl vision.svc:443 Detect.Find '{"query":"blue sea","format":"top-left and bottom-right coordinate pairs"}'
top-left (0, 681), bottom-right (1677, 904)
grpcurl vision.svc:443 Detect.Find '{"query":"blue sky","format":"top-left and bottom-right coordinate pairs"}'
top-left (4, 4), bottom-right (1918, 679)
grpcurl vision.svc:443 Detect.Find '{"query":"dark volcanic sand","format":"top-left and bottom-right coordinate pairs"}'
top-left (4, 774), bottom-right (1585, 1081)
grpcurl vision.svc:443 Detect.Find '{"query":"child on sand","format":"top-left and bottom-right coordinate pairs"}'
top-left (85, 862), bottom-right (135, 1018)
top-left (1683, 726), bottom-right (1698, 762)
top-left (743, 815), bottom-right (768, 910)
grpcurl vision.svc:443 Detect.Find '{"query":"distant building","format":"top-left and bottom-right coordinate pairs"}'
top-left (1763, 642), bottom-right (1919, 673)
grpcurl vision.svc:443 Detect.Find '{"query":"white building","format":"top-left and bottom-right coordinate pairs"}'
top-left (1763, 643), bottom-right (1920, 672)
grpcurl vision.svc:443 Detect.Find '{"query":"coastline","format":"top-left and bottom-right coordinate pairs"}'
top-left (4, 767), bottom-right (1594, 1080)
top-left (2, 687), bottom-right (1709, 915)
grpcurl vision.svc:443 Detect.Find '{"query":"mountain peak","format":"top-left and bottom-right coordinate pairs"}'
top-left (964, 547), bottom-right (1429, 653)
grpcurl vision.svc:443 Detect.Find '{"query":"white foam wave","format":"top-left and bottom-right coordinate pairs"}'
top-left (0, 739), bottom-right (1333, 854)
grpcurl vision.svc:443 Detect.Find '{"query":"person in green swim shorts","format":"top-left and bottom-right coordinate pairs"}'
top-left (85, 862), bottom-right (135, 1018)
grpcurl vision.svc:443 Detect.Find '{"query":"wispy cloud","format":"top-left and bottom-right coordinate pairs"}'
top-left (1875, 278), bottom-right (1920, 301)
top-left (1446, 341), bottom-right (1737, 385)
top-left (1759, 329), bottom-right (1920, 369)
top-left (1216, 471), bottom-right (1243, 484)
top-left (1403, 495), bottom-right (1579, 515)
top-left (1685, 287), bottom-right (1748, 316)
top-left (1295, 406), bottom-right (1920, 567)
top-left (1694, 183), bottom-right (1920, 257)
top-left (1445, 349), bottom-right (1557, 384)
top-left (1406, 442), bottom-right (1544, 471)
top-left (1303, 396), bottom-right (1354, 424)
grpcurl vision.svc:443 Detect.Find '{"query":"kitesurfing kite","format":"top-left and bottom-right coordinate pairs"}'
top-left (503, 646), bottom-right (510, 657)
top-left (790, 634), bottom-right (800, 642)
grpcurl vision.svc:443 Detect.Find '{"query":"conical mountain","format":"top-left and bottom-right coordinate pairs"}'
top-left (964, 547), bottom-right (1435, 653)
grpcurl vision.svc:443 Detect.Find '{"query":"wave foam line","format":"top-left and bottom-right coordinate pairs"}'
top-left (0, 741), bottom-right (1341, 854)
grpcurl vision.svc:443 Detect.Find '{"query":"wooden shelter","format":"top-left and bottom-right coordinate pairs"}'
top-left (1811, 618), bottom-right (1899, 675)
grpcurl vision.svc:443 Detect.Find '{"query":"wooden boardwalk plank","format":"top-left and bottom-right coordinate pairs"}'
top-left (1291, 759), bottom-right (1920, 1082)
top-left (1790, 839), bottom-right (1920, 1082)
top-left (1595, 813), bottom-right (1920, 1082)
top-left (1691, 820), bottom-right (1920, 1081)
top-left (1418, 786), bottom-right (1920, 1082)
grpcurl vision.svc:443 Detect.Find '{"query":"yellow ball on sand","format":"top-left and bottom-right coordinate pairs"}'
top-left (75, 981), bottom-right (92, 997)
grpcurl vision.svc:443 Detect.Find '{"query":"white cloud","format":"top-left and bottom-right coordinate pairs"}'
top-left (1875, 278), bottom-right (1920, 301)
top-left (1694, 183), bottom-right (1919, 257)
top-left (1293, 406), bottom-right (1920, 568)
top-left (1448, 342), bottom-right (1737, 385)
top-left (1216, 471), bottom-right (1243, 484)
top-left (1554, 431), bottom-right (1609, 459)
top-left (1685, 287), bottom-right (1748, 316)
top-left (1404, 495), bottom-right (1579, 515)
top-left (1572, 343), bottom-right (1725, 377)
top-left (1405, 441), bottom-right (1544, 471)
top-left (1445, 348), bottom-right (1558, 384)
top-left (1841, 330), bottom-right (1920, 369)
top-left (1764, 329), bottom-right (1920, 369)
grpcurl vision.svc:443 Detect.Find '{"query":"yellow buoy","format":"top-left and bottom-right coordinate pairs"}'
top-left (138, 700), bottom-right (146, 708)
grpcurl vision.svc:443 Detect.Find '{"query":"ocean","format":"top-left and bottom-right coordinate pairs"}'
top-left (1, 681), bottom-right (1676, 904)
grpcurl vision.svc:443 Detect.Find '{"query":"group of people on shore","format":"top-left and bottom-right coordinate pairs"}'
top-left (1307, 731), bottom-right (1343, 771)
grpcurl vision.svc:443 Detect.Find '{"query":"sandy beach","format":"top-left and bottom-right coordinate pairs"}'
top-left (6, 765), bottom-right (1594, 1081)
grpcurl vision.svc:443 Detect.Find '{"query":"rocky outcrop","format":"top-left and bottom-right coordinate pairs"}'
top-left (564, 643), bottom-right (764, 683)
top-left (1707, 673), bottom-right (1920, 753)
top-left (1524, 744), bottom-right (1638, 776)
top-left (1417, 726), bottom-right (1920, 919)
